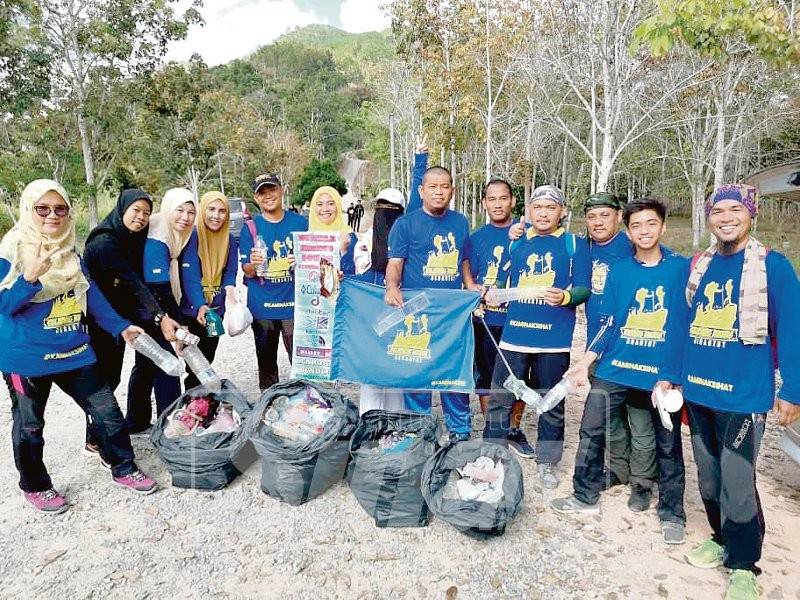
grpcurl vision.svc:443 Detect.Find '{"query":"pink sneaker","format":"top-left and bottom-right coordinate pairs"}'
top-left (113, 470), bottom-right (158, 495)
top-left (23, 489), bottom-right (68, 514)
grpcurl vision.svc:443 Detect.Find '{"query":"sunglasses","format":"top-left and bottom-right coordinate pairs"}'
top-left (33, 205), bottom-right (70, 217)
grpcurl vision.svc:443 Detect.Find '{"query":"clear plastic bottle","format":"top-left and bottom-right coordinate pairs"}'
top-left (181, 344), bottom-right (222, 392)
top-left (175, 327), bottom-right (200, 345)
top-left (538, 377), bottom-right (573, 414)
top-left (131, 332), bottom-right (183, 376)
top-left (254, 235), bottom-right (269, 277)
top-left (373, 292), bottom-right (430, 336)
top-left (502, 375), bottom-right (543, 408)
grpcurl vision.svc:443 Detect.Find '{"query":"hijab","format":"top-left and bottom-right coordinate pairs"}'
top-left (0, 179), bottom-right (89, 311)
top-left (309, 186), bottom-right (351, 233)
top-left (197, 191), bottom-right (231, 303)
top-left (85, 188), bottom-right (152, 276)
top-left (147, 187), bottom-right (196, 303)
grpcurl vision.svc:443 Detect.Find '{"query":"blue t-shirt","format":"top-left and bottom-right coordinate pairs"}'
top-left (143, 238), bottom-right (173, 285)
top-left (0, 258), bottom-right (129, 377)
top-left (468, 222), bottom-right (513, 327)
top-left (239, 211), bottom-right (308, 320)
top-left (180, 230), bottom-right (239, 318)
top-left (586, 232), bottom-right (633, 345)
top-left (594, 250), bottom-right (689, 391)
top-left (387, 209), bottom-right (470, 290)
top-left (499, 229), bottom-right (591, 352)
top-left (682, 249), bottom-right (800, 413)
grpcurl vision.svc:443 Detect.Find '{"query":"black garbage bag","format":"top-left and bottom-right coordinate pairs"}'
top-left (243, 379), bottom-right (358, 506)
top-left (346, 410), bottom-right (440, 528)
top-left (421, 439), bottom-right (524, 539)
top-left (151, 379), bottom-right (252, 490)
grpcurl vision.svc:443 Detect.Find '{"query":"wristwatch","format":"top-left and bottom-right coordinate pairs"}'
top-left (153, 311), bottom-right (166, 326)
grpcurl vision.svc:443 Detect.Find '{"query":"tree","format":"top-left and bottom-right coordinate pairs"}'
top-left (0, 0), bottom-right (50, 114)
top-left (290, 159), bottom-right (347, 207)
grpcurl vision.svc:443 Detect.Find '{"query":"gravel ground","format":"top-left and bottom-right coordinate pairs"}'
top-left (1, 309), bottom-right (798, 600)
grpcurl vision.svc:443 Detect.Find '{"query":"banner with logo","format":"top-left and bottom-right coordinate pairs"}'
top-left (330, 279), bottom-right (480, 392)
top-left (290, 232), bottom-right (341, 381)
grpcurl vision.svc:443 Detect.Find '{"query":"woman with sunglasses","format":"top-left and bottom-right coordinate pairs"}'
top-left (179, 191), bottom-right (239, 389)
top-left (0, 180), bottom-right (157, 514)
top-left (126, 188), bottom-right (197, 430)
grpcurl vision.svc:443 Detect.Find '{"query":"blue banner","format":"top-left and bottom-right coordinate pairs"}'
top-left (331, 279), bottom-right (480, 392)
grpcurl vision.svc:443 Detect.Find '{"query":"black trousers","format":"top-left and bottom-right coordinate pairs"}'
top-left (251, 319), bottom-right (294, 391)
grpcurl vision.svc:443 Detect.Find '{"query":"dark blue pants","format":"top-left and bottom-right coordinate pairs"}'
top-left (484, 349), bottom-right (569, 464)
top-left (3, 363), bottom-right (136, 491)
top-left (572, 377), bottom-right (685, 522)
top-left (251, 318), bottom-right (294, 391)
top-left (126, 326), bottom-right (181, 432)
top-left (687, 401), bottom-right (766, 573)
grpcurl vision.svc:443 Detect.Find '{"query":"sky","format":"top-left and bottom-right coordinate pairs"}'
top-left (166, 0), bottom-right (392, 66)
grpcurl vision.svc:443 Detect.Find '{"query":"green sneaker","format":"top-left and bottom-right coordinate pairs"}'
top-left (725, 570), bottom-right (759, 600)
top-left (685, 539), bottom-right (724, 569)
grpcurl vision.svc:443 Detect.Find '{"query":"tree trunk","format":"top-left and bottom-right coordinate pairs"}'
top-left (76, 109), bottom-right (98, 228)
top-left (713, 108), bottom-right (726, 190)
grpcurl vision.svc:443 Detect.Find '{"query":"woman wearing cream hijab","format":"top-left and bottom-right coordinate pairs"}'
top-left (0, 179), bottom-right (156, 513)
top-left (309, 186), bottom-right (356, 274)
top-left (179, 190), bottom-right (239, 389)
top-left (126, 187), bottom-right (197, 431)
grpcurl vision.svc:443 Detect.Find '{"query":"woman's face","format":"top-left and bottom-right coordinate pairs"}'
top-left (204, 199), bottom-right (228, 232)
top-left (122, 199), bottom-right (152, 233)
top-left (32, 190), bottom-right (70, 237)
top-left (315, 194), bottom-right (337, 225)
top-left (170, 201), bottom-right (196, 232)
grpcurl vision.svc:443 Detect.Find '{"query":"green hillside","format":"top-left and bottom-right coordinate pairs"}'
top-left (277, 24), bottom-right (394, 68)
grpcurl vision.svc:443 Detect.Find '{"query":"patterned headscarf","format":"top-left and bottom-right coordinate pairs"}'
top-left (705, 184), bottom-right (758, 217)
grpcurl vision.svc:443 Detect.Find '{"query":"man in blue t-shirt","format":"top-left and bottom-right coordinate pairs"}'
top-left (550, 198), bottom-right (689, 547)
top-left (240, 173), bottom-right (307, 390)
top-left (679, 185), bottom-right (800, 598)
top-left (467, 179), bottom-right (535, 458)
top-left (386, 166), bottom-right (479, 442)
top-left (483, 185), bottom-right (592, 489)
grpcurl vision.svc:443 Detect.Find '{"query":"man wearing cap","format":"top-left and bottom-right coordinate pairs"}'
top-left (484, 185), bottom-right (592, 488)
top-left (681, 184), bottom-right (800, 600)
top-left (240, 173), bottom-right (308, 391)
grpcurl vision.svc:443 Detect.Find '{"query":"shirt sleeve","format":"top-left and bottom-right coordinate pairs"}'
top-left (222, 235), bottom-right (239, 288)
top-left (589, 268), bottom-right (619, 355)
top-left (387, 216), bottom-right (409, 260)
top-left (143, 239), bottom-right (172, 284)
top-left (0, 258), bottom-right (42, 315)
top-left (466, 233), bottom-right (478, 278)
top-left (571, 236), bottom-right (592, 289)
top-left (180, 231), bottom-right (206, 315)
top-left (658, 257), bottom-right (691, 384)
top-left (768, 252), bottom-right (800, 404)
top-left (406, 152), bottom-right (428, 214)
top-left (239, 220), bottom-right (254, 268)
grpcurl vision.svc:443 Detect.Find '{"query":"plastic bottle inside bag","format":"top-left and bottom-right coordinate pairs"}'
top-left (131, 332), bottom-right (183, 376)
top-left (373, 292), bottom-right (430, 336)
top-left (181, 344), bottom-right (222, 392)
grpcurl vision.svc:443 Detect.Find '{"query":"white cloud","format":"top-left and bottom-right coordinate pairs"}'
top-left (339, 0), bottom-right (391, 34)
top-left (166, 0), bottom-right (321, 66)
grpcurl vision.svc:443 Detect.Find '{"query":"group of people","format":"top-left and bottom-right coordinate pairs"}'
top-left (1, 143), bottom-right (798, 600)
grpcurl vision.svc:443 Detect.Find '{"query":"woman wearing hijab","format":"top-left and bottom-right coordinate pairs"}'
top-left (0, 180), bottom-right (157, 514)
top-left (308, 186), bottom-right (356, 274)
top-left (127, 187), bottom-right (196, 430)
top-left (179, 191), bottom-right (238, 389)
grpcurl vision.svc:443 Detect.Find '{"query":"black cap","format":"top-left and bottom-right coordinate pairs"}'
top-left (252, 173), bottom-right (281, 193)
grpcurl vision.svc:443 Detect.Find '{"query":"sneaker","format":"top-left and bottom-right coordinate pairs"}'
top-left (538, 463), bottom-right (559, 489)
top-left (507, 428), bottom-right (535, 459)
top-left (23, 489), bottom-right (68, 514)
top-left (82, 443), bottom-right (111, 470)
top-left (661, 521), bottom-right (686, 545)
top-left (551, 495), bottom-right (600, 514)
top-left (685, 539), bottom-right (724, 569)
top-left (448, 432), bottom-right (471, 444)
top-left (725, 569), bottom-right (760, 600)
top-left (113, 470), bottom-right (158, 495)
top-left (627, 484), bottom-right (652, 512)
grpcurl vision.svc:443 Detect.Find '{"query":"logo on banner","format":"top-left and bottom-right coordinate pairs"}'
top-left (423, 233), bottom-right (459, 281)
top-left (621, 286), bottom-right (668, 347)
top-left (387, 313), bottom-right (432, 362)
top-left (690, 279), bottom-right (738, 347)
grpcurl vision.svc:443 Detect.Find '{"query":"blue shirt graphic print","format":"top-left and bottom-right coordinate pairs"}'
top-left (586, 232), bottom-right (633, 345)
top-left (468, 222), bottom-right (513, 326)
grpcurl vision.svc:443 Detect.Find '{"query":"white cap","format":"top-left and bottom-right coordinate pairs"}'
top-left (375, 187), bottom-right (405, 207)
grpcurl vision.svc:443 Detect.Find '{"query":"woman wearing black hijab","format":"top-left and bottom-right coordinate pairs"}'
top-left (83, 189), bottom-right (181, 451)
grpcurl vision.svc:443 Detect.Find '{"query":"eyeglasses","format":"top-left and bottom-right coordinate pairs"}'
top-left (33, 205), bottom-right (70, 217)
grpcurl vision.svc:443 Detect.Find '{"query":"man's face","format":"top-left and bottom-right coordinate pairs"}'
top-left (527, 199), bottom-right (565, 234)
top-left (626, 209), bottom-right (665, 252)
top-left (420, 172), bottom-right (453, 213)
top-left (708, 199), bottom-right (752, 247)
top-left (254, 184), bottom-right (283, 213)
top-left (585, 206), bottom-right (621, 243)
top-left (483, 183), bottom-right (513, 224)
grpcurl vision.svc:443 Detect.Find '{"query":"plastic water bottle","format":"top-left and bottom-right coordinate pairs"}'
top-left (538, 377), bottom-right (573, 414)
top-left (502, 375), bottom-right (543, 408)
top-left (175, 327), bottom-right (200, 346)
top-left (254, 235), bottom-right (268, 277)
top-left (131, 332), bottom-right (183, 377)
top-left (182, 344), bottom-right (222, 392)
top-left (373, 292), bottom-right (430, 336)
top-left (205, 307), bottom-right (224, 337)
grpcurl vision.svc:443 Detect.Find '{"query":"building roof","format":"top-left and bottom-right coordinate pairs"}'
top-left (745, 160), bottom-right (800, 202)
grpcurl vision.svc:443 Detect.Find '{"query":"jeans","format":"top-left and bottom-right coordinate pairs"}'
top-left (484, 349), bottom-right (569, 464)
top-left (3, 363), bottom-right (136, 491)
top-left (687, 401), bottom-right (766, 573)
top-left (404, 391), bottom-right (471, 436)
top-left (572, 378), bottom-right (685, 522)
top-left (126, 326), bottom-right (181, 432)
top-left (183, 319), bottom-right (221, 390)
top-left (251, 319), bottom-right (294, 391)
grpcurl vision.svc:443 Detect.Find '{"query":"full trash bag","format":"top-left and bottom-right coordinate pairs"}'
top-left (421, 439), bottom-right (524, 539)
top-left (243, 379), bottom-right (358, 506)
top-left (347, 410), bottom-right (439, 528)
top-left (151, 379), bottom-right (252, 490)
